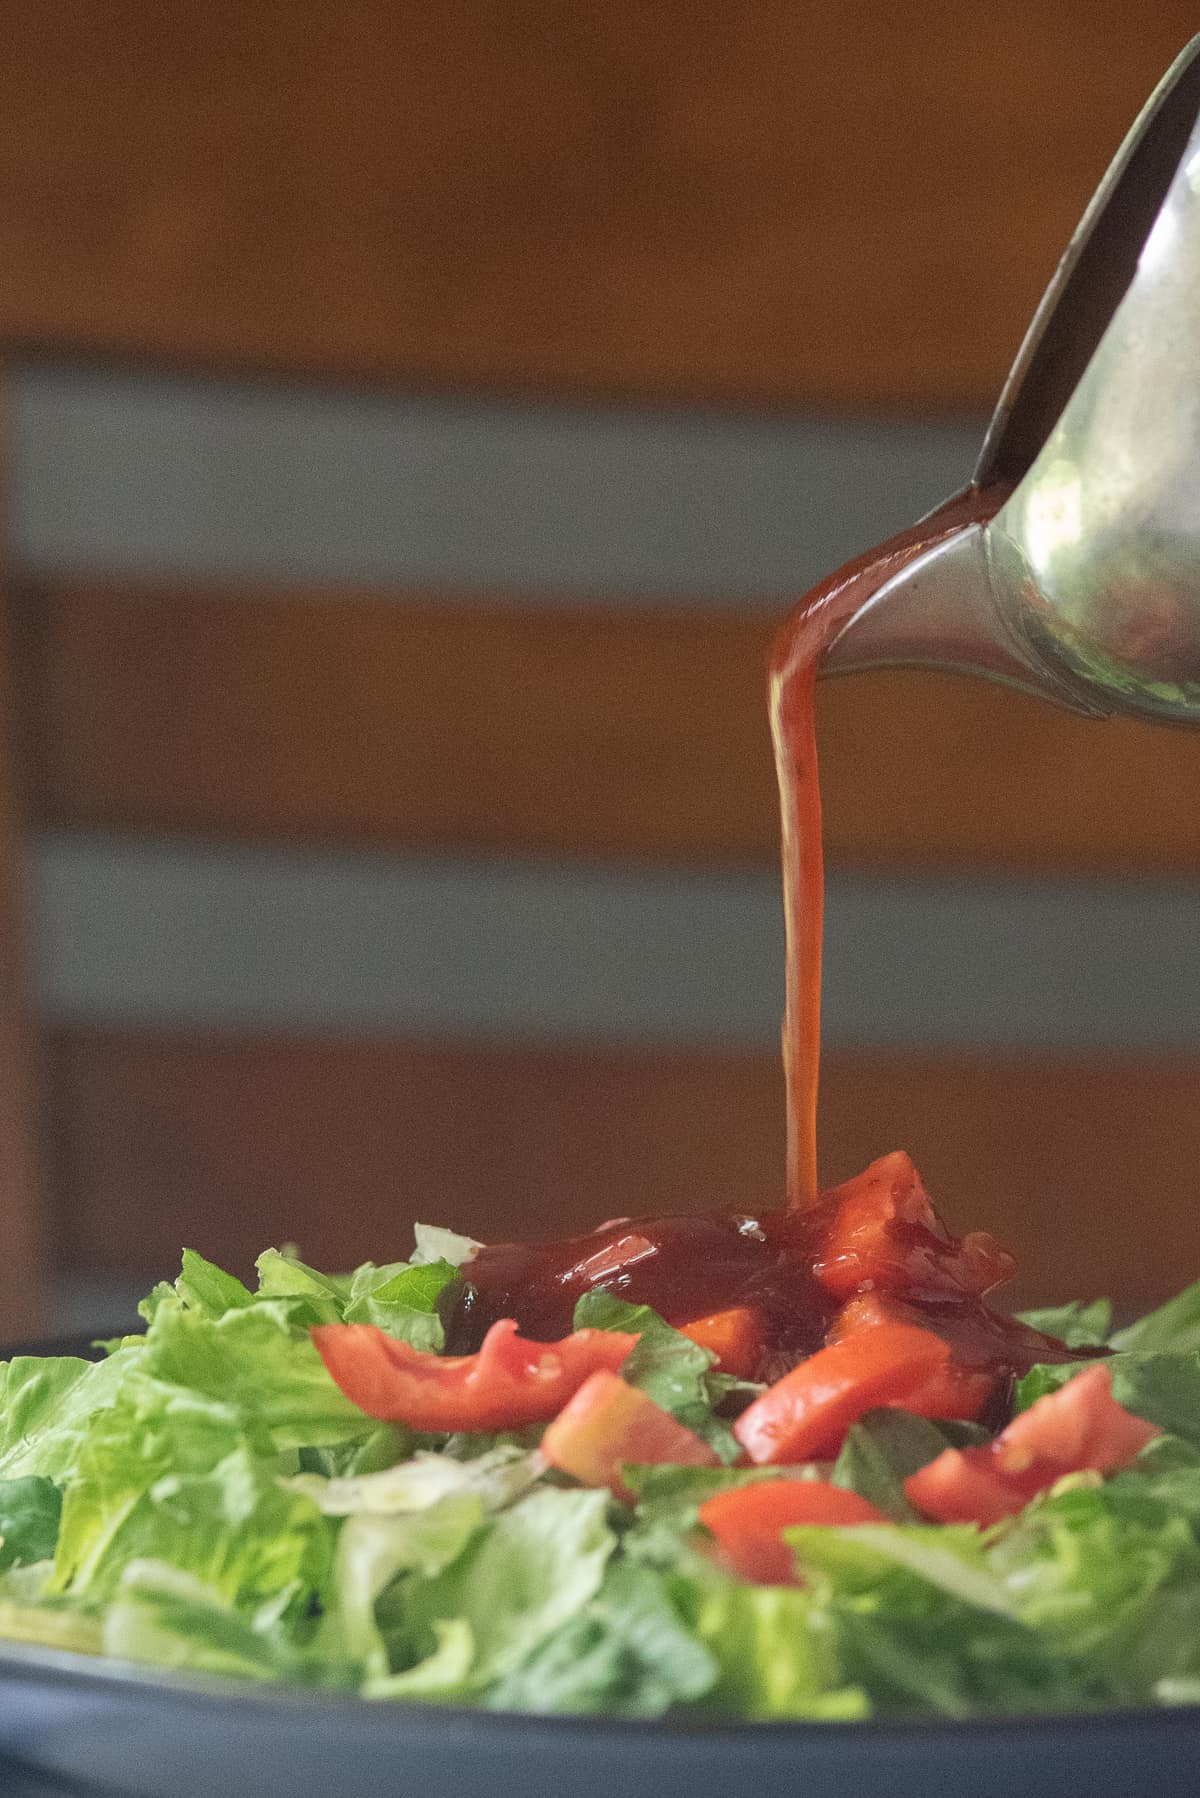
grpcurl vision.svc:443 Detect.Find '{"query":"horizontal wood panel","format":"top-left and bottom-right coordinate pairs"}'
top-left (1, 4), bottom-right (1194, 409)
top-left (48, 1026), bottom-right (1200, 1313)
top-left (23, 581), bottom-right (777, 865)
top-left (21, 579), bottom-right (1200, 873)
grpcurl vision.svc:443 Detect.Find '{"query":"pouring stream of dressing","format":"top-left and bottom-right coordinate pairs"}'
top-left (771, 481), bottom-right (1012, 1208)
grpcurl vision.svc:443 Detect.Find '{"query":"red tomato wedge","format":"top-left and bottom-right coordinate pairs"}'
top-left (905, 1364), bottom-right (1160, 1525)
top-left (893, 1359), bottom-right (996, 1424)
top-left (812, 1150), bottom-right (1015, 1303)
top-left (698, 1479), bottom-right (887, 1584)
top-left (996, 1362), bottom-right (1158, 1469)
top-left (825, 1292), bottom-right (994, 1423)
top-left (541, 1369), bottom-right (719, 1499)
top-left (312, 1317), bottom-right (638, 1432)
top-left (678, 1306), bottom-right (764, 1379)
top-left (733, 1321), bottom-right (951, 1465)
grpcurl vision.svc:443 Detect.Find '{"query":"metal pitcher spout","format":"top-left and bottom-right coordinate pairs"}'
top-left (825, 35), bottom-right (1200, 724)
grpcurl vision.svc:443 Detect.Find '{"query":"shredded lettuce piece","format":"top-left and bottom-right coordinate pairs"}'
top-left (1111, 1278), bottom-right (1200, 1356)
top-left (0, 1348), bottom-right (144, 1484)
top-left (380, 1487), bottom-right (614, 1694)
top-left (103, 1561), bottom-right (306, 1682)
top-left (411, 1225), bottom-right (482, 1269)
top-left (482, 1561), bottom-right (717, 1717)
top-left (52, 1396), bottom-right (333, 1613)
top-left (0, 1477), bottom-right (62, 1571)
top-left (285, 1446), bottom-right (543, 1517)
top-left (674, 1566), bottom-right (867, 1720)
top-left (325, 1497), bottom-right (486, 1680)
top-left (572, 1292), bottom-right (743, 1461)
top-left (140, 1303), bottom-right (369, 1452)
top-left (1015, 1298), bottom-right (1113, 1348)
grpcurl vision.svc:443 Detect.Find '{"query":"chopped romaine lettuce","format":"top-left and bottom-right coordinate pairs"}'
top-left (1015, 1298), bottom-right (1113, 1347)
top-left (0, 1477), bottom-right (62, 1570)
top-left (0, 1233), bottom-right (1199, 1723)
top-left (382, 1487), bottom-right (614, 1691)
top-left (572, 1292), bottom-right (742, 1461)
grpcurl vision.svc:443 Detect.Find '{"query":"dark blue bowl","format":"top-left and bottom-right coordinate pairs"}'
top-left (0, 1643), bottom-right (1198, 1798)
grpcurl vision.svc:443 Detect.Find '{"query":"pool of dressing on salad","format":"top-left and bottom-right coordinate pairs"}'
top-left (454, 484), bottom-right (1075, 1393)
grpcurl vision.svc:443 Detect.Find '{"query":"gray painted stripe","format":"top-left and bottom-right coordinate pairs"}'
top-left (34, 833), bottom-right (1200, 1054)
top-left (10, 364), bottom-right (982, 603)
top-left (36, 834), bottom-right (781, 1048)
top-left (56, 1274), bottom-right (146, 1335)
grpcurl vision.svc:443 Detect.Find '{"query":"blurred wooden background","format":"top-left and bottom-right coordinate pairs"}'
top-left (2, 1), bottom-right (1200, 1330)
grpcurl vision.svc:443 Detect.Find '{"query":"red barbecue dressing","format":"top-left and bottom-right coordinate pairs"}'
top-left (769, 484), bottom-right (1008, 1206)
top-left (453, 488), bottom-right (1089, 1396)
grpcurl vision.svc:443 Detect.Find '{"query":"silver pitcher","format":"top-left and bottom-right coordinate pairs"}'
top-left (825, 35), bottom-right (1200, 724)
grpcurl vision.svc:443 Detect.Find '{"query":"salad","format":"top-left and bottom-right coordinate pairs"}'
top-left (1, 1149), bottom-right (1200, 1722)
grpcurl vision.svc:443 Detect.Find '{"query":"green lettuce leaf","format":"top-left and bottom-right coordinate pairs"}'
top-left (326, 1497), bottom-right (485, 1681)
top-left (1110, 1279), bottom-right (1200, 1356)
top-left (482, 1561), bottom-right (716, 1717)
top-left (437, 1419), bottom-right (551, 1459)
top-left (386, 1487), bottom-right (613, 1690)
top-left (253, 1251), bottom-right (351, 1326)
top-left (787, 1522), bottom-right (1090, 1717)
top-left (54, 1386), bottom-right (333, 1614)
top-left (788, 1523), bottom-right (1015, 1616)
top-left (0, 1347), bottom-right (143, 1483)
top-left (141, 1301), bottom-right (371, 1452)
top-left (137, 1249), bottom-right (256, 1331)
top-left (103, 1560), bottom-right (306, 1683)
top-left (572, 1293), bottom-right (740, 1461)
top-left (175, 1250), bottom-right (255, 1319)
top-left (286, 1445), bottom-right (542, 1517)
top-left (674, 1566), bottom-right (867, 1720)
top-left (988, 1478), bottom-right (1200, 1703)
top-left (341, 1259), bottom-right (461, 1349)
top-left (0, 1589), bottom-right (102, 1656)
top-left (366, 1620), bottom-right (476, 1700)
top-left (297, 1426), bottom-right (412, 1481)
top-left (1105, 1440), bottom-right (1200, 1546)
top-left (1016, 1298), bottom-right (1113, 1347)
top-left (254, 1249), bottom-right (461, 1347)
top-left (137, 1282), bottom-right (179, 1328)
top-left (0, 1477), bottom-right (62, 1570)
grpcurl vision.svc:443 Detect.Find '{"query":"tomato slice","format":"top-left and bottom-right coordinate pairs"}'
top-left (312, 1317), bottom-right (638, 1432)
top-left (996, 1362), bottom-right (1158, 1471)
top-left (903, 1443), bottom-right (1033, 1527)
top-left (812, 1151), bottom-right (1015, 1303)
top-left (678, 1306), bottom-right (764, 1379)
top-left (733, 1321), bottom-right (951, 1465)
top-left (895, 1358), bottom-right (996, 1424)
top-left (827, 1292), bottom-right (994, 1423)
top-left (905, 1364), bottom-right (1160, 1525)
top-left (698, 1479), bottom-right (886, 1584)
top-left (540, 1369), bottom-right (719, 1499)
